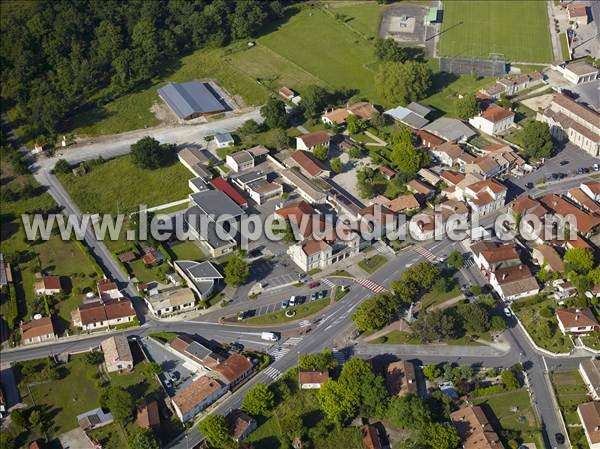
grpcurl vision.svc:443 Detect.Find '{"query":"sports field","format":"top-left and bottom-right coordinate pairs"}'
top-left (438, 1), bottom-right (553, 63)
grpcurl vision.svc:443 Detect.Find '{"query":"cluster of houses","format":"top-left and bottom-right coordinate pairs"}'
top-left (161, 334), bottom-right (254, 423)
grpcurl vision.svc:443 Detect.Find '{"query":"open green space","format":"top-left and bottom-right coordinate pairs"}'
top-left (559, 32), bottom-right (570, 61)
top-left (57, 155), bottom-right (191, 215)
top-left (513, 297), bottom-right (574, 354)
top-left (551, 370), bottom-right (590, 449)
top-left (472, 389), bottom-right (541, 444)
top-left (438, 1), bottom-right (553, 63)
top-left (370, 330), bottom-right (420, 345)
top-left (581, 335), bottom-right (600, 350)
top-left (325, 1), bottom-right (385, 38)
top-left (246, 370), bottom-right (363, 449)
top-left (358, 254), bottom-right (388, 274)
top-left (421, 285), bottom-right (462, 310)
top-left (422, 72), bottom-right (493, 117)
top-left (260, 7), bottom-right (380, 101)
top-left (245, 298), bottom-right (330, 325)
top-left (166, 240), bottom-right (206, 262)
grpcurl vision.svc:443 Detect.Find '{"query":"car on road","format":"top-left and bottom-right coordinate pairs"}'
top-left (281, 300), bottom-right (289, 309)
top-left (555, 433), bottom-right (565, 445)
top-left (230, 342), bottom-right (244, 353)
top-left (559, 160), bottom-right (569, 166)
top-left (594, 163), bottom-right (599, 172)
top-left (503, 307), bottom-right (512, 318)
top-left (261, 332), bottom-right (279, 341)
top-left (308, 281), bottom-right (320, 288)
top-left (525, 182), bottom-right (534, 189)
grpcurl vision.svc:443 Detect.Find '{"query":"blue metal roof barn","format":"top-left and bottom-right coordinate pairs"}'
top-left (157, 81), bottom-right (227, 120)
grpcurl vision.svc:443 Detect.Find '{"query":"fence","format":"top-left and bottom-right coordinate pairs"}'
top-left (440, 56), bottom-right (507, 77)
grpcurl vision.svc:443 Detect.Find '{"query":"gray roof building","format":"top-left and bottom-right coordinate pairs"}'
top-left (158, 81), bottom-right (226, 120)
top-left (423, 117), bottom-right (476, 143)
top-left (174, 260), bottom-right (223, 299)
top-left (189, 190), bottom-right (245, 220)
top-left (406, 102), bottom-right (434, 118)
top-left (184, 206), bottom-right (236, 250)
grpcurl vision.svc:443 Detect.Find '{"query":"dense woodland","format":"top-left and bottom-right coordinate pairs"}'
top-left (0, 0), bottom-right (287, 136)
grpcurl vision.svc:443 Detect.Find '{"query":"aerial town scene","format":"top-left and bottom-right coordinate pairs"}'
top-left (0, 1), bottom-right (599, 449)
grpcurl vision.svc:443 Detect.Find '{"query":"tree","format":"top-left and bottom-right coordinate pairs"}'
top-left (414, 309), bottom-right (458, 343)
top-left (402, 261), bottom-right (441, 290)
top-left (501, 369), bottom-right (521, 390)
top-left (299, 349), bottom-right (336, 371)
top-left (457, 303), bottom-right (490, 335)
top-left (231, 0), bottom-right (268, 39)
top-left (318, 377), bottom-right (356, 423)
top-left (129, 428), bottom-right (160, 449)
top-left (352, 293), bottom-right (398, 332)
top-left (374, 38), bottom-right (409, 63)
top-left (261, 96), bottom-right (288, 129)
top-left (198, 414), bottom-right (231, 449)
top-left (346, 114), bottom-right (366, 134)
top-left (106, 387), bottom-right (135, 424)
top-left (300, 85), bottom-right (330, 118)
top-left (423, 364), bottom-right (442, 381)
top-left (446, 251), bottom-right (464, 270)
top-left (0, 433), bottom-right (15, 449)
top-left (390, 140), bottom-right (423, 175)
top-left (10, 409), bottom-right (26, 429)
top-left (28, 409), bottom-right (44, 434)
top-left (84, 350), bottom-right (104, 365)
top-left (312, 144), bottom-right (328, 161)
top-left (490, 315), bottom-right (507, 332)
top-left (330, 157), bottom-right (342, 174)
top-left (564, 248), bottom-right (594, 274)
top-left (242, 384), bottom-right (274, 416)
top-left (54, 159), bottom-right (71, 174)
top-left (224, 253), bottom-right (249, 287)
top-left (278, 409), bottom-right (304, 446)
top-left (423, 423), bottom-right (460, 449)
top-left (386, 394), bottom-right (432, 430)
top-left (455, 94), bottom-right (479, 120)
top-left (238, 119), bottom-right (264, 135)
top-left (348, 145), bottom-right (362, 159)
top-left (390, 279), bottom-right (419, 304)
top-left (433, 277), bottom-right (451, 294)
top-left (375, 61), bottom-right (432, 105)
top-left (130, 136), bottom-right (176, 169)
top-left (142, 362), bottom-right (161, 377)
top-left (520, 121), bottom-right (553, 160)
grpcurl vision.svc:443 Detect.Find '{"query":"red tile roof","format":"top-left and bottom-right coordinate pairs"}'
top-left (302, 239), bottom-right (330, 256)
top-left (362, 425), bottom-right (382, 449)
top-left (299, 370), bottom-right (330, 386)
top-left (137, 400), bottom-right (160, 431)
top-left (416, 130), bottom-right (445, 147)
top-left (290, 150), bottom-right (327, 177)
top-left (41, 276), bottom-right (61, 290)
top-left (210, 177), bottom-right (248, 207)
top-left (21, 317), bottom-right (55, 340)
top-left (481, 104), bottom-right (514, 123)
top-left (213, 353), bottom-right (253, 384)
top-left (298, 131), bottom-right (330, 148)
top-left (556, 308), bottom-right (599, 330)
top-left (172, 376), bottom-right (224, 416)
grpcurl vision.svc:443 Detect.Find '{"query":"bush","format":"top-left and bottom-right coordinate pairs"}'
top-left (469, 384), bottom-right (505, 398)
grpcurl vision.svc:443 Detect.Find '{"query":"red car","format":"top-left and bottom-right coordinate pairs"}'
top-left (308, 281), bottom-right (320, 289)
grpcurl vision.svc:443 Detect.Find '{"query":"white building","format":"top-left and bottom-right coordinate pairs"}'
top-left (469, 104), bottom-right (515, 135)
top-left (579, 358), bottom-right (600, 400)
top-left (144, 287), bottom-right (197, 318)
top-left (556, 308), bottom-right (600, 335)
top-left (577, 402), bottom-right (600, 449)
top-left (214, 133), bottom-right (234, 148)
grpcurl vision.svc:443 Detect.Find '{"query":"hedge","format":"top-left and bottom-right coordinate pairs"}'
top-left (73, 240), bottom-right (104, 277)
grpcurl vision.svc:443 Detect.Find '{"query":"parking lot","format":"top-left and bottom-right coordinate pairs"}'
top-left (140, 337), bottom-right (198, 397)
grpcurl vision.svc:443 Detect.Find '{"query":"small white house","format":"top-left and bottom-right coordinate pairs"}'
top-left (214, 133), bottom-right (234, 148)
top-left (469, 105), bottom-right (515, 135)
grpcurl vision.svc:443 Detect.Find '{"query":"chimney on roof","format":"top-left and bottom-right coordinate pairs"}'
top-left (502, 273), bottom-right (507, 280)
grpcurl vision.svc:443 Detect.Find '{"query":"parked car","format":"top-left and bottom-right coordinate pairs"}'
top-left (503, 307), bottom-right (512, 318)
top-left (230, 342), bottom-right (244, 353)
top-left (525, 182), bottom-right (534, 189)
top-left (289, 296), bottom-right (297, 307)
top-left (237, 311), bottom-right (245, 321)
top-left (559, 160), bottom-right (569, 166)
top-left (311, 292), bottom-right (318, 301)
top-left (308, 281), bottom-right (320, 288)
top-left (321, 289), bottom-right (328, 299)
top-left (555, 433), bottom-right (565, 445)
top-left (594, 163), bottom-right (599, 172)
top-left (281, 300), bottom-right (289, 309)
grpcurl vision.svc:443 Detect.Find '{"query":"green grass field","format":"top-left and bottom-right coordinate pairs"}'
top-left (439, 1), bottom-right (553, 63)
top-left (326, 1), bottom-right (385, 38)
top-left (358, 254), bottom-right (388, 274)
top-left (57, 156), bottom-right (191, 214)
top-left (245, 297), bottom-right (330, 325)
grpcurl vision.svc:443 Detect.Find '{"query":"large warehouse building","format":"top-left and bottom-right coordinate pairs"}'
top-left (158, 81), bottom-right (227, 120)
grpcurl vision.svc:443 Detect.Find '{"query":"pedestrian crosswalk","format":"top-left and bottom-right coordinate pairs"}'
top-left (332, 350), bottom-right (346, 366)
top-left (355, 278), bottom-right (387, 293)
top-left (285, 336), bottom-right (303, 346)
top-left (415, 246), bottom-right (438, 262)
top-left (268, 346), bottom-right (290, 361)
top-left (322, 278), bottom-right (336, 288)
top-left (263, 366), bottom-right (282, 380)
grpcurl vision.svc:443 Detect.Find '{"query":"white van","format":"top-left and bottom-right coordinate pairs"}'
top-left (261, 332), bottom-right (278, 341)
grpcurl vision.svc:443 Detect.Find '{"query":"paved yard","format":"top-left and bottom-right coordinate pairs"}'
top-left (140, 337), bottom-right (197, 397)
top-left (332, 157), bottom-right (374, 201)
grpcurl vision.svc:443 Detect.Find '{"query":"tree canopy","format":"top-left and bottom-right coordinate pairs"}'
top-left (105, 386), bottom-right (135, 424)
top-left (198, 414), bottom-right (231, 449)
top-left (261, 96), bottom-right (288, 129)
top-left (1, 0), bottom-right (282, 136)
top-left (375, 61), bottom-right (432, 105)
top-left (130, 136), bottom-right (177, 169)
top-left (312, 144), bottom-right (328, 161)
top-left (519, 121), bottom-right (553, 160)
top-left (352, 292), bottom-right (399, 332)
top-left (564, 248), bottom-right (594, 274)
top-left (455, 94), bottom-right (479, 120)
top-left (242, 383), bottom-right (274, 416)
top-left (224, 253), bottom-right (249, 287)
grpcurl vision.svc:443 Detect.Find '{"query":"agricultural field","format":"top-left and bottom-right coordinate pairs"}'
top-left (438, 1), bottom-right (553, 63)
top-left (57, 155), bottom-right (192, 215)
top-left (551, 370), bottom-right (590, 449)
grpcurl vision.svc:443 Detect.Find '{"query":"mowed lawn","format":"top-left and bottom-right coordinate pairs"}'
top-left (326, 1), bottom-right (385, 38)
top-left (438, 1), bottom-right (553, 63)
top-left (259, 7), bottom-right (380, 101)
top-left (57, 156), bottom-right (191, 214)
